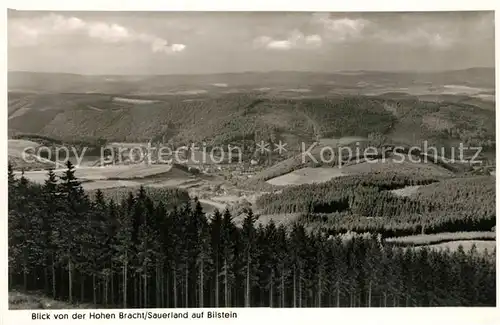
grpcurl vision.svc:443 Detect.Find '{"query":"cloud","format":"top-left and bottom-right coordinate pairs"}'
top-left (170, 44), bottom-right (186, 52)
top-left (309, 13), bottom-right (462, 49)
top-left (253, 14), bottom-right (370, 51)
top-left (312, 13), bottom-right (369, 42)
top-left (254, 30), bottom-right (322, 51)
top-left (88, 22), bottom-right (131, 43)
top-left (305, 34), bottom-right (322, 47)
top-left (9, 13), bottom-right (185, 54)
top-left (267, 40), bottom-right (292, 50)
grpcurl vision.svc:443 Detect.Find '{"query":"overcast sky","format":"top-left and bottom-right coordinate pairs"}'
top-left (8, 10), bottom-right (495, 75)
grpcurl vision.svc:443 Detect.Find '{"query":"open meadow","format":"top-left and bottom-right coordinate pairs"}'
top-left (385, 231), bottom-right (496, 246)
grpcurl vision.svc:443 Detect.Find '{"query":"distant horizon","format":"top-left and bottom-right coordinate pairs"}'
top-left (8, 66), bottom-right (495, 77)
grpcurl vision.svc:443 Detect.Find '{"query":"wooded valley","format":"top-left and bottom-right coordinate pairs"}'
top-left (8, 162), bottom-right (496, 308)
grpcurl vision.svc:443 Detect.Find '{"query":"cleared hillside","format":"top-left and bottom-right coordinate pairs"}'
top-left (8, 139), bottom-right (56, 170)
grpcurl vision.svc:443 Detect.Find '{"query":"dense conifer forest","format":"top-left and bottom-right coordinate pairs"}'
top-left (8, 162), bottom-right (496, 308)
top-left (256, 174), bottom-right (496, 237)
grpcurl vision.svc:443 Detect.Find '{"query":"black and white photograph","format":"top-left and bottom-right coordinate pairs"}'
top-left (6, 8), bottom-right (496, 312)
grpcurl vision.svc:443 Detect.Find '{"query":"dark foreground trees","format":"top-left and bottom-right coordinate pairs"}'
top-left (7, 163), bottom-right (496, 308)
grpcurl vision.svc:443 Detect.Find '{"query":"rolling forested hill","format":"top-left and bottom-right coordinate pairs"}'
top-left (8, 93), bottom-right (495, 152)
top-left (8, 69), bottom-right (495, 174)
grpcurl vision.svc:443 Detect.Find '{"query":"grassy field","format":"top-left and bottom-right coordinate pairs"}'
top-left (264, 158), bottom-right (453, 187)
top-left (386, 231), bottom-right (496, 245)
top-left (250, 139), bottom-right (376, 183)
top-left (8, 139), bottom-right (42, 152)
top-left (211, 195), bottom-right (242, 204)
top-left (8, 139), bottom-right (57, 170)
top-left (112, 97), bottom-right (160, 104)
top-left (8, 155), bottom-right (56, 171)
top-left (145, 179), bottom-right (195, 188)
top-left (14, 163), bottom-right (204, 194)
top-left (267, 167), bottom-right (345, 186)
top-left (17, 164), bottom-right (175, 183)
top-left (422, 240), bottom-right (496, 253)
top-left (81, 180), bottom-right (143, 190)
top-left (108, 141), bottom-right (149, 148)
top-left (252, 137), bottom-right (458, 187)
top-left (390, 185), bottom-right (421, 197)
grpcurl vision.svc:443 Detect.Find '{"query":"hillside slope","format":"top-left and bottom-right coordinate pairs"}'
top-left (8, 93), bottom-right (495, 155)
